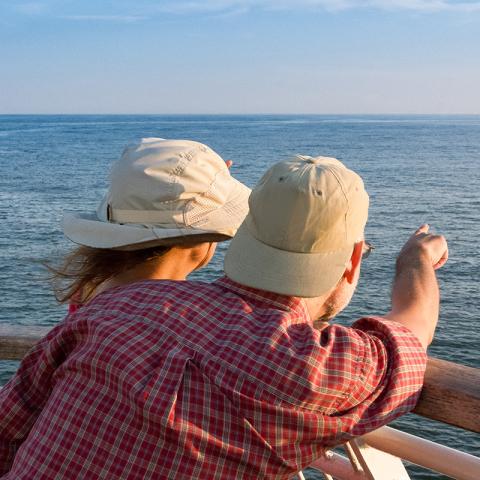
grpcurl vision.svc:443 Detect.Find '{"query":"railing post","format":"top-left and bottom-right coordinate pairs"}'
top-left (346, 438), bottom-right (411, 480)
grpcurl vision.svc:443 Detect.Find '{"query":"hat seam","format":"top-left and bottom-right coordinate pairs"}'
top-left (184, 167), bottom-right (230, 228)
top-left (169, 151), bottom-right (192, 230)
top-left (327, 166), bottom-right (350, 243)
top-left (169, 144), bottom-right (224, 230)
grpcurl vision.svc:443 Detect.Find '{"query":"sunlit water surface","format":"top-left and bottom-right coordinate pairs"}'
top-left (1, 115), bottom-right (479, 479)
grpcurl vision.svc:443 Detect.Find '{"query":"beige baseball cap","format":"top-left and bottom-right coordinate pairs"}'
top-left (224, 155), bottom-right (369, 297)
top-left (62, 138), bottom-right (251, 250)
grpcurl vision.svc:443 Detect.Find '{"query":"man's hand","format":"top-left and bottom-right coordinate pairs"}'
top-left (397, 224), bottom-right (448, 271)
top-left (385, 224), bottom-right (448, 349)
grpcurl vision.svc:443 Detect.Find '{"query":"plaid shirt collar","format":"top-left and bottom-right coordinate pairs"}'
top-left (214, 275), bottom-right (309, 315)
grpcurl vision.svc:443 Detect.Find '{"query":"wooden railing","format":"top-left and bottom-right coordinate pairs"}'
top-left (0, 326), bottom-right (48, 361)
top-left (1, 326), bottom-right (479, 479)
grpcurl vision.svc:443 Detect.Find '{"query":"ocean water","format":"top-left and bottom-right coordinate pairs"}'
top-left (0, 114), bottom-right (479, 479)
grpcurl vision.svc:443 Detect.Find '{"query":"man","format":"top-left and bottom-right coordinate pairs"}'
top-left (0, 155), bottom-right (447, 479)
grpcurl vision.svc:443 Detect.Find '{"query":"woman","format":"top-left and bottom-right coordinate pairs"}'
top-left (52, 137), bottom-right (251, 311)
top-left (0, 137), bottom-right (251, 479)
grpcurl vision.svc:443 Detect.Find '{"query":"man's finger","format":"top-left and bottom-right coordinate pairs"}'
top-left (433, 242), bottom-right (449, 270)
top-left (415, 224), bottom-right (429, 235)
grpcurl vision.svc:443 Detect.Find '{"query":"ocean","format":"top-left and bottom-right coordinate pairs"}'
top-left (0, 114), bottom-right (479, 479)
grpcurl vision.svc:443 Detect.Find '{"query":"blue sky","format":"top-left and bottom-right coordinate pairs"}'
top-left (1, 1), bottom-right (480, 113)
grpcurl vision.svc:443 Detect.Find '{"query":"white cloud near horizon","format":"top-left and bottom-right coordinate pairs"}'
top-left (14, 2), bottom-right (49, 15)
top-left (10, 0), bottom-right (480, 20)
top-left (61, 15), bottom-right (147, 23)
top-left (153, 0), bottom-right (480, 14)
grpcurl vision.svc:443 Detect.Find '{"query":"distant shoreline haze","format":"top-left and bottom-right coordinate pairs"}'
top-left (2, 113), bottom-right (480, 116)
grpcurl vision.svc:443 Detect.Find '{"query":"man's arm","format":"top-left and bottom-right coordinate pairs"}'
top-left (313, 224), bottom-right (448, 443)
top-left (384, 224), bottom-right (448, 349)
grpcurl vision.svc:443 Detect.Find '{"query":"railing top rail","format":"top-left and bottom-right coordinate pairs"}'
top-left (307, 426), bottom-right (480, 480)
top-left (412, 356), bottom-right (480, 432)
top-left (0, 325), bottom-right (479, 432)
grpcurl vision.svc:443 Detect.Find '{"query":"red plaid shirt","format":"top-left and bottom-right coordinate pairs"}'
top-left (0, 277), bottom-right (426, 479)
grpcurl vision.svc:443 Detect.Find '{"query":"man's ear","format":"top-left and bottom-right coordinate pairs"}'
top-left (344, 241), bottom-right (363, 284)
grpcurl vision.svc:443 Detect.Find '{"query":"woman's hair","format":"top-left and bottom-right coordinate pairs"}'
top-left (48, 245), bottom-right (170, 304)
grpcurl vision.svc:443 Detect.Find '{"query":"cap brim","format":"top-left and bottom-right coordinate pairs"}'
top-left (62, 177), bottom-right (250, 250)
top-left (224, 223), bottom-right (353, 298)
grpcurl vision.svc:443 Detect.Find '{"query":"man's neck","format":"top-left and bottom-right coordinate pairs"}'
top-left (303, 294), bottom-right (332, 323)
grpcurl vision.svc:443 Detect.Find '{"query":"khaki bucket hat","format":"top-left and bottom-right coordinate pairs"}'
top-left (224, 155), bottom-right (369, 297)
top-left (62, 138), bottom-right (251, 250)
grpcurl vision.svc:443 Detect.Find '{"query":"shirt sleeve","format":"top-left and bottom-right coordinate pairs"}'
top-left (0, 323), bottom-right (72, 474)
top-left (331, 316), bottom-right (427, 439)
top-left (278, 316), bottom-right (427, 435)
top-left (227, 315), bottom-right (427, 466)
